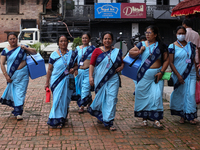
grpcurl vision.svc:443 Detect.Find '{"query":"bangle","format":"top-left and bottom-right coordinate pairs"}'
top-left (160, 71), bottom-right (164, 75)
top-left (3, 72), bottom-right (7, 75)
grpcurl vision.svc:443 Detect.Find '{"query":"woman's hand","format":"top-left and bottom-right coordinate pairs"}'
top-left (154, 72), bottom-right (162, 83)
top-left (89, 76), bottom-right (94, 86)
top-left (44, 82), bottom-right (50, 90)
top-left (21, 45), bottom-right (27, 50)
top-left (116, 66), bottom-right (123, 73)
top-left (197, 74), bottom-right (200, 81)
top-left (177, 75), bottom-right (185, 84)
top-left (139, 46), bottom-right (145, 54)
top-left (69, 68), bottom-right (75, 74)
top-left (5, 75), bottom-right (12, 83)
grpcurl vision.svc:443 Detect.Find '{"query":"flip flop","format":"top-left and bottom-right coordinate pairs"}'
top-left (109, 126), bottom-right (117, 131)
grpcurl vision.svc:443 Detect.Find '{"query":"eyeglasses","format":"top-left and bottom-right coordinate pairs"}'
top-left (144, 31), bottom-right (152, 35)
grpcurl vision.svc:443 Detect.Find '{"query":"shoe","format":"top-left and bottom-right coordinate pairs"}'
top-left (78, 107), bottom-right (84, 113)
top-left (153, 121), bottom-right (163, 130)
top-left (17, 115), bottom-right (23, 121)
top-left (142, 120), bottom-right (148, 126)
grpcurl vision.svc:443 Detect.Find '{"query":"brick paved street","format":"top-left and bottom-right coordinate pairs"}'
top-left (0, 74), bottom-right (200, 150)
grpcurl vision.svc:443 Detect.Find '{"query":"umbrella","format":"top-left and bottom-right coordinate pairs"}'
top-left (171, 0), bottom-right (200, 17)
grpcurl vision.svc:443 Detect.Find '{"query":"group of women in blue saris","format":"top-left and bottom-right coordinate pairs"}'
top-left (129, 25), bottom-right (199, 129)
top-left (1, 25), bottom-right (199, 130)
top-left (44, 31), bottom-right (124, 130)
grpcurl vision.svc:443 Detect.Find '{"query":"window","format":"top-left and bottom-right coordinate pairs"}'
top-left (85, 0), bottom-right (94, 5)
top-left (116, 0), bottom-right (129, 2)
top-left (6, 0), bottom-right (19, 14)
top-left (157, 0), bottom-right (169, 5)
top-left (19, 31), bottom-right (34, 40)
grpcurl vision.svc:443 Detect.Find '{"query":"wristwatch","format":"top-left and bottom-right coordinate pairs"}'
top-left (160, 71), bottom-right (164, 75)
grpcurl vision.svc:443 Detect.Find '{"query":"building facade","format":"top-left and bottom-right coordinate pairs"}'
top-left (0, 0), bottom-right (47, 42)
top-left (0, 0), bottom-right (186, 48)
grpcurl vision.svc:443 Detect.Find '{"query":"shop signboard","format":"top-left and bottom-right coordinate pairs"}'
top-left (121, 3), bottom-right (146, 18)
top-left (95, 3), bottom-right (121, 18)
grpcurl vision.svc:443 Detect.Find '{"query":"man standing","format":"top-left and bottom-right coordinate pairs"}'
top-left (182, 19), bottom-right (200, 64)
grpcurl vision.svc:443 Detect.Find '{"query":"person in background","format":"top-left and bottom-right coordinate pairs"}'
top-left (182, 19), bottom-right (200, 64)
top-left (0, 32), bottom-right (37, 120)
top-left (45, 35), bottom-right (78, 128)
top-left (129, 25), bottom-right (169, 129)
top-left (75, 32), bottom-right (96, 113)
top-left (88, 31), bottom-right (124, 131)
top-left (168, 26), bottom-right (198, 125)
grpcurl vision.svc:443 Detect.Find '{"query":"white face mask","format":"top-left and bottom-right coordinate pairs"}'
top-left (177, 34), bottom-right (186, 42)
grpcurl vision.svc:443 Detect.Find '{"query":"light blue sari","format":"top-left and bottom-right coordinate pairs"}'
top-left (134, 41), bottom-right (164, 121)
top-left (0, 47), bottom-right (29, 116)
top-left (88, 48), bottom-right (122, 127)
top-left (75, 45), bottom-right (95, 107)
top-left (168, 42), bottom-right (197, 121)
top-left (47, 50), bottom-right (77, 127)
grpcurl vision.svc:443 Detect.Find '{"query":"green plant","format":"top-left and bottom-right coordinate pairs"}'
top-left (28, 42), bottom-right (50, 54)
top-left (71, 37), bottom-right (82, 50)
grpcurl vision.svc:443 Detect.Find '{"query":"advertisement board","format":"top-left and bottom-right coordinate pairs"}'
top-left (121, 3), bottom-right (146, 18)
top-left (95, 3), bottom-right (121, 19)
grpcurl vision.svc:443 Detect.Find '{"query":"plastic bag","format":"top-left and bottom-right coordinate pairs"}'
top-left (46, 87), bottom-right (51, 103)
top-left (195, 81), bottom-right (200, 104)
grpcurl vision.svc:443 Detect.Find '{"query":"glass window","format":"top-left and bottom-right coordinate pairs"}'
top-left (6, 0), bottom-right (19, 14)
top-left (85, 0), bottom-right (94, 5)
top-left (157, 0), bottom-right (169, 5)
top-left (19, 31), bottom-right (34, 40)
top-left (116, 0), bottom-right (129, 3)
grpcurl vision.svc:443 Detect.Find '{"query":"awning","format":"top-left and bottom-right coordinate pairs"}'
top-left (171, 0), bottom-right (200, 17)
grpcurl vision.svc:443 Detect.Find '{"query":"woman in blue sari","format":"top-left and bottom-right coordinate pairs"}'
top-left (88, 31), bottom-right (124, 131)
top-left (45, 35), bottom-right (77, 128)
top-left (75, 33), bottom-right (96, 113)
top-left (0, 32), bottom-right (37, 120)
top-left (129, 25), bottom-right (169, 129)
top-left (168, 26), bottom-right (198, 125)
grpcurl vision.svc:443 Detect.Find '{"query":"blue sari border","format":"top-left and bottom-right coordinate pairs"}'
top-left (174, 43), bottom-right (195, 90)
top-left (9, 48), bottom-right (25, 78)
top-left (78, 45), bottom-right (95, 68)
top-left (95, 50), bottom-right (122, 94)
top-left (47, 117), bottom-right (66, 126)
top-left (0, 98), bottom-right (23, 116)
top-left (87, 107), bottom-right (114, 127)
top-left (137, 45), bottom-right (161, 83)
top-left (171, 109), bottom-right (197, 121)
top-left (134, 110), bottom-right (163, 121)
top-left (77, 95), bottom-right (92, 107)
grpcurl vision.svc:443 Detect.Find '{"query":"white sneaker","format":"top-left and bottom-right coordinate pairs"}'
top-left (17, 115), bottom-right (23, 121)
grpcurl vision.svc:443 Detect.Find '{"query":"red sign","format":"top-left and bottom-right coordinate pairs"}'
top-left (121, 3), bottom-right (146, 18)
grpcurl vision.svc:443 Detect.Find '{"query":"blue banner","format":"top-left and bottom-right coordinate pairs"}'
top-left (95, 3), bottom-right (121, 19)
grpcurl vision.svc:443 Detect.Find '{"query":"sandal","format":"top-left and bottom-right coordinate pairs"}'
top-left (109, 126), bottom-right (117, 131)
top-left (78, 107), bottom-right (84, 114)
top-left (153, 121), bottom-right (163, 130)
top-left (142, 120), bottom-right (148, 126)
top-left (50, 124), bottom-right (63, 129)
top-left (57, 124), bottom-right (63, 129)
top-left (190, 120), bottom-right (197, 125)
top-left (97, 119), bottom-right (103, 124)
top-left (179, 118), bottom-right (185, 124)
